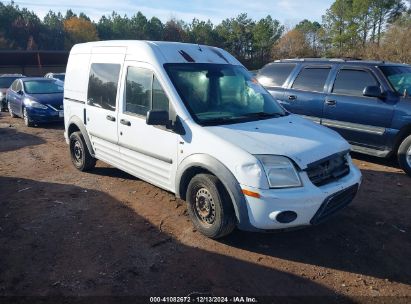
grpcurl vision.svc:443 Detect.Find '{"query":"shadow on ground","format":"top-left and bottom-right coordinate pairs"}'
top-left (0, 127), bottom-right (45, 152)
top-left (0, 176), bottom-right (347, 298)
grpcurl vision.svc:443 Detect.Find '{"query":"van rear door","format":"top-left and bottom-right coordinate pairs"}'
top-left (86, 51), bottom-right (125, 163)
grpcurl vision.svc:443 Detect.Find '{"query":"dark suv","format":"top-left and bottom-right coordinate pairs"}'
top-left (257, 59), bottom-right (411, 176)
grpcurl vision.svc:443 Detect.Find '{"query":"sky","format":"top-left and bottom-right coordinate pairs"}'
top-left (11, 0), bottom-right (334, 26)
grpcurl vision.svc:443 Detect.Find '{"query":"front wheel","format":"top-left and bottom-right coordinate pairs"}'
top-left (186, 174), bottom-right (236, 239)
top-left (398, 135), bottom-right (411, 177)
top-left (23, 107), bottom-right (34, 127)
top-left (69, 131), bottom-right (96, 171)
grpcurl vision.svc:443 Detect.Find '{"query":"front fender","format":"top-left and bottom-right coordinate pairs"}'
top-left (176, 154), bottom-right (254, 231)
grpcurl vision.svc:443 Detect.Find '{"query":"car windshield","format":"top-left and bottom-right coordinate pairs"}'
top-left (380, 66), bottom-right (411, 96)
top-left (0, 77), bottom-right (19, 88)
top-left (165, 63), bottom-right (286, 125)
top-left (23, 80), bottom-right (63, 94)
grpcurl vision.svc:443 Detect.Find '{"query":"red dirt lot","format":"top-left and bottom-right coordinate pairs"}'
top-left (0, 113), bottom-right (411, 301)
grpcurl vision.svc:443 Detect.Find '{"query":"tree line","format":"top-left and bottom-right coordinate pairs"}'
top-left (0, 0), bottom-right (410, 69)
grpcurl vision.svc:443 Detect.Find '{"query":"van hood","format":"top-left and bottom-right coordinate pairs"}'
top-left (205, 114), bottom-right (350, 169)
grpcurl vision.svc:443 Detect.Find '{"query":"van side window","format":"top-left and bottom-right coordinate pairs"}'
top-left (124, 67), bottom-right (169, 116)
top-left (125, 67), bottom-right (153, 116)
top-left (333, 69), bottom-right (378, 96)
top-left (291, 67), bottom-right (331, 92)
top-left (87, 63), bottom-right (121, 111)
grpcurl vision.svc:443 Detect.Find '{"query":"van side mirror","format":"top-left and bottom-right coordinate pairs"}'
top-left (146, 110), bottom-right (170, 126)
top-left (363, 86), bottom-right (384, 98)
top-left (17, 90), bottom-right (24, 95)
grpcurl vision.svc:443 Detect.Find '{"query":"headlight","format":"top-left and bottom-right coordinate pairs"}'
top-left (24, 98), bottom-right (48, 109)
top-left (0, 92), bottom-right (3, 99)
top-left (255, 155), bottom-right (302, 188)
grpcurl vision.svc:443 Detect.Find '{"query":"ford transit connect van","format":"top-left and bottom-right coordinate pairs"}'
top-left (64, 41), bottom-right (362, 238)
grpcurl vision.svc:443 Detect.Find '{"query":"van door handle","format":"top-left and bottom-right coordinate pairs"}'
top-left (120, 119), bottom-right (131, 126)
top-left (325, 100), bottom-right (337, 106)
top-left (288, 95), bottom-right (297, 100)
top-left (106, 115), bottom-right (116, 122)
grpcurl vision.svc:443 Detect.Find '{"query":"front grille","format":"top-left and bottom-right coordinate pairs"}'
top-left (310, 184), bottom-right (358, 225)
top-left (306, 153), bottom-right (350, 186)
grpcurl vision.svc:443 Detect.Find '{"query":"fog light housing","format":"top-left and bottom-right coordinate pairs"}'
top-left (276, 211), bottom-right (297, 223)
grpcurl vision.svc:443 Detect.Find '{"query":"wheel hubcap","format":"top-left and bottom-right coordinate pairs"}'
top-left (73, 140), bottom-right (83, 163)
top-left (194, 188), bottom-right (216, 224)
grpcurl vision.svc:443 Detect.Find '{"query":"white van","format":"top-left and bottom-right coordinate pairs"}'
top-left (64, 41), bottom-right (362, 238)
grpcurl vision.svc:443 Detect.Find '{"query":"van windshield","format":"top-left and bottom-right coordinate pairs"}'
top-left (380, 65), bottom-right (411, 96)
top-left (165, 63), bottom-right (286, 125)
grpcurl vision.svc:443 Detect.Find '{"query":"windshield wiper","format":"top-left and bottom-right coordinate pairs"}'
top-left (201, 116), bottom-right (236, 125)
top-left (239, 112), bottom-right (284, 118)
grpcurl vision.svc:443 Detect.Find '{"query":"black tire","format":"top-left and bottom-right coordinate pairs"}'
top-left (1, 100), bottom-right (6, 112)
top-left (8, 101), bottom-right (17, 118)
top-left (186, 174), bottom-right (236, 239)
top-left (23, 107), bottom-right (34, 127)
top-left (69, 131), bottom-right (96, 171)
top-left (398, 134), bottom-right (411, 177)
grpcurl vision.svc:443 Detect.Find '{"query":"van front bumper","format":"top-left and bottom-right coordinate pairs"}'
top-left (240, 163), bottom-right (362, 230)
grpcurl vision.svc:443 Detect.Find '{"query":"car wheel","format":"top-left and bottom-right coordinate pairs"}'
top-left (23, 107), bottom-right (34, 127)
top-left (69, 131), bottom-right (96, 171)
top-left (8, 101), bottom-right (17, 118)
top-left (1, 101), bottom-right (6, 112)
top-left (398, 134), bottom-right (411, 177)
top-left (186, 174), bottom-right (236, 239)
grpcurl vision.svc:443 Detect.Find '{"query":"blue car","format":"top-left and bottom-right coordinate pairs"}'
top-left (6, 77), bottom-right (64, 127)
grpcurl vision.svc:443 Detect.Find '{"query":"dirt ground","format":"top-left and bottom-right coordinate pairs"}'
top-left (0, 113), bottom-right (411, 300)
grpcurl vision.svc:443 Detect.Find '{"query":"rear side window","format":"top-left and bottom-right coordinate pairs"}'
top-left (257, 63), bottom-right (296, 87)
top-left (87, 63), bottom-right (121, 111)
top-left (333, 69), bottom-right (379, 96)
top-left (124, 66), bottom-right (169, 117)
top-left (291, 67), bottom-right (331, 92)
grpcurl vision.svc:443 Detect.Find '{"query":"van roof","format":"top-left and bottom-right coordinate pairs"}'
top-left (70, 40), bottom-right (242, 66)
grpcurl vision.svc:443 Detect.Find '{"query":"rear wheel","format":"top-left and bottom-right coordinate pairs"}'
top-left (8, 101), bottom-right (17, 118)
top-left (69, 131), bottom-right (96, 171)
top-left (398, 134), bottom-right (411, 177)
top-left (23, 107), bottom-right (34, 127)
top-left (186, 174), bottom-right (236, 239)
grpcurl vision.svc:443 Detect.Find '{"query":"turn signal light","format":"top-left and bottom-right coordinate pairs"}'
top-left (242, 189), bottom-right (260, 198)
